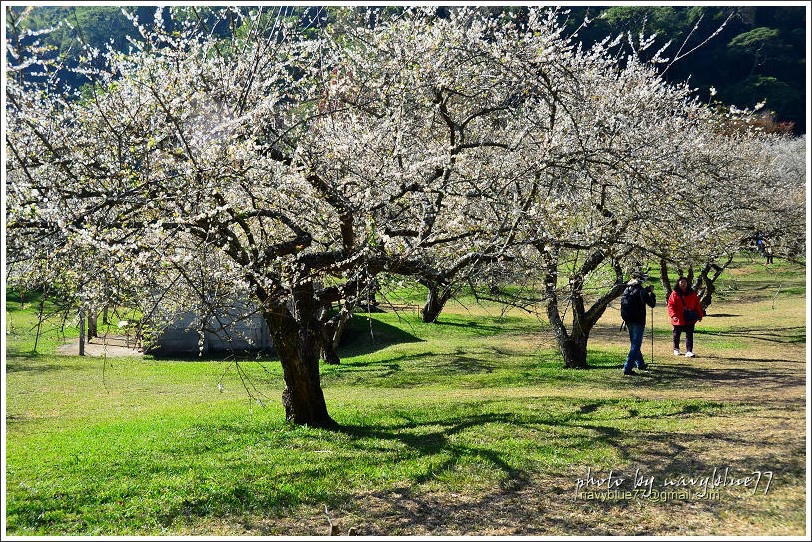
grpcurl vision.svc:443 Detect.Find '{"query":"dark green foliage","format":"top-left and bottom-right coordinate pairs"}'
top-left (9, 4), bottom-right (807, 132)
top-left (8, 6), bottom-right (151, 91)
top-left (563, 5), bottom-right (807, 133)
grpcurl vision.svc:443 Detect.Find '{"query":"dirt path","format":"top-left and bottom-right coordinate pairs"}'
top-left (55, 334), bottom-right (143, 357)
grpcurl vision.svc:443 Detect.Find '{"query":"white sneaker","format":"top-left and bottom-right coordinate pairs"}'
top-left (674, 349), bottom-right (681, 356)
top-left (685, 351), bottom-right (695, 358)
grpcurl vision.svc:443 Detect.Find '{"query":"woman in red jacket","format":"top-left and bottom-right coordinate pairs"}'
top-left (667, 276), bottom-right (704, 358)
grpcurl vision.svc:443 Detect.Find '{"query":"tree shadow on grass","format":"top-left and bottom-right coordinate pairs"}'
top-left (8, 393), bottom-right (804, 536)
top-left (315, 398), bottom-right (806, 536)
top-left (332, 346), bottom-right (515, 389)
top-left (336, 316), bottom-right (424, 359)
top-left (425, 319), bottom-right (515, 335)
top-left (336, 410), bottom-right (537, 487)
top-left (695, 326), bottom-right (805, 344)
top-left (639, 363), bottom-right (805, 391)
top-left (127, 405), bottom-right (621, 530)
top-left (5, 352), bottom-right (74, 374)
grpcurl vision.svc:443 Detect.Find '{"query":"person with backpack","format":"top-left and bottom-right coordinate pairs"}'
top-left (620, 272), bottom-right (657, 375)
top-left (667, 276), bottom-right (704, 358)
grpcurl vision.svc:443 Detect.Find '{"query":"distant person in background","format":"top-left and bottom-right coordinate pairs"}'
top-left (765, 246), bottom-right (774, 264)
top-left (667, 277), bottom-right (703, 358)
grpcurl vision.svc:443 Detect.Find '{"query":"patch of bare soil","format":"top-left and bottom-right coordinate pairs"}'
top-left (187, 463), bottom-right (803, 536)
top-left (55, 334), bottom-right (143, 357)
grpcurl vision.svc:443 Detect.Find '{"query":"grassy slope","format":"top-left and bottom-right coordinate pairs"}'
top-left (4, 257), bottom-right (807, 535)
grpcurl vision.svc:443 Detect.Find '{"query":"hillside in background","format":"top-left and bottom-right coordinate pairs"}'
top-left (6, 4), bottom-right (808, 133)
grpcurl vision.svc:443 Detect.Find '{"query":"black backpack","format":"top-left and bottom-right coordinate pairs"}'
top-left (620, 284), bottom-right (645, 323)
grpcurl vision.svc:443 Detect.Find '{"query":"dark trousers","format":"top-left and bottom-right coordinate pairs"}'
top-left (624, 322), bottom-right (646, 372)
top-left (673, 324), bottom-right (695, 352)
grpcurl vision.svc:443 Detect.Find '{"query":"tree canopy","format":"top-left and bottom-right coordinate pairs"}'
top-left (5, 6), bottom-right (806, 426)
top-left (8, 4), bottom-right (806, 133)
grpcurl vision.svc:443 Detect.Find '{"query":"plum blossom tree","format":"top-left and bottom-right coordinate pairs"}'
top-left (6, 5), bottom-right (795, 423)
top-left (313, 8), bottom-right (582, 324)
top-left (7, 6), bottom-right (546, 425)
top-left (7, 6), bottom-right (352, 426)
top-left (653, 120), bottom-right (806, 309)
top-left (499, 39), bottom-right (741, 368)
top-left (744, 132), bottom-right (806, 261)
top-left (469, 31), bottom-right (798, 368)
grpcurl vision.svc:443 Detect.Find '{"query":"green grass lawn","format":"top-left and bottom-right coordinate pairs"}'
top-left (4, 258), bottom-right (807, 535)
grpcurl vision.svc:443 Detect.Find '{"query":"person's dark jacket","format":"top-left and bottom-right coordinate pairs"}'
top-left (621, 283), bottom-right (656, 324)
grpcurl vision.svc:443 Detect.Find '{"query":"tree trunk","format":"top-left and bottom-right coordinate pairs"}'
top-left (697, 257), bottom-right (732, 312)
top-left (699, 279), bottom-right (716, 312)
top-left (546, 298), bottom-right (590, 369)
top-left (321, 309), bottom-right (351, 365)
top-left (537, 247), bottom-right (624, 370)
top-left (87, 310), bottom-right (98, 342)
top-left (78, 310), bottom-right (86, 357)
top-left (558, 335), bottom-right (589, 369)
top-left (264, 303), bottom-right (336, 428)
top-left (659, 258), bottom-right (674, 300)
top-left (319, 304), bottom-right (353, 365)
top-left (421, 282), bottom-right (452, 323)
top-left (331, 311), bottom-right (351, 353)
top-left (321, 339), bottom-right (341, 365)
top-left (33, 294), bottom-right (46, 353)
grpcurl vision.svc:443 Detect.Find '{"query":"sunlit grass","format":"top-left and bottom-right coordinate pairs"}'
top-left (4, 258), bottom-right (806, 535)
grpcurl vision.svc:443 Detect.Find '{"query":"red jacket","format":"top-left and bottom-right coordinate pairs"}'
top-left (667, 289), bottom-right (704, 326)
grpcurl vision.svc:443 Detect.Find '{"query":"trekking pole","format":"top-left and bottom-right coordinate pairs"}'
top-left (650, 303), bottom-right (655, 365)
